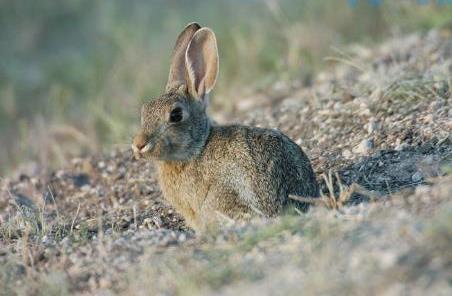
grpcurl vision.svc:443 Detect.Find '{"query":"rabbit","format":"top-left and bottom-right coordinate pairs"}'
top-left (132, 22), bottom-right (319, 232)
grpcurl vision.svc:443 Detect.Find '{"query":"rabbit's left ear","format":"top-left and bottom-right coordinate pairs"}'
top-left (185, 27), bottom-right (219, 105)
top-left (166, 22), bottom-right (201, 92)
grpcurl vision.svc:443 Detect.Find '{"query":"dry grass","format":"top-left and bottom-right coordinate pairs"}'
top-left (290, 171), bottom-right (379, 210)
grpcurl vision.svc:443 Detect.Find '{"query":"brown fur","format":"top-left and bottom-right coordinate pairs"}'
top-left (132, 23), bottom-right (318, 232)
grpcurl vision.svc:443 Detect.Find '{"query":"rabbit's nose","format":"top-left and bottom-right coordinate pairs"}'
top-left (133, 133), bottom-right (148, 151)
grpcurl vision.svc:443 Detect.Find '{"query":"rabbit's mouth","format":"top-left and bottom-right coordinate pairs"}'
top-left (131, 141), bottom-right (154, 159)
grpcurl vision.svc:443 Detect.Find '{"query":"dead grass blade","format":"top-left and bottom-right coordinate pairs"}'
top-left (290, 171), bottom-right (379, 210)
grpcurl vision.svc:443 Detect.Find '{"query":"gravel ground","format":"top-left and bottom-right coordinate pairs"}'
top-left (0, 30), bottom-right (451, 295)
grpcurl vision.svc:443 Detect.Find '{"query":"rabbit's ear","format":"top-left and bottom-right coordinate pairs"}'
top-left (166, 22), bottom-right (201, 91)
top-left (185, 27), bottom-right (219, 104)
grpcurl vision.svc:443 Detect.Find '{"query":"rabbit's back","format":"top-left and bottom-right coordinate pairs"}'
top-left (206, 125), bottom-right (319, 207)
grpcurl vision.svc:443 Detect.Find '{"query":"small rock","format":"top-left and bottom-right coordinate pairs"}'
top-left (178, 233), bottom-right (187, 242)
top-left (395, 139), bottom-right (409, 151)
top-left (142, 218), bottom-right (154, 229)
top-left (423, 114), bottom-right (433, 124)
top-left (99, 277), bottom-right (112, 289)
top-left (81, 184), bottom-right (91, 192)
top-left (56, 170), bottom-right (65, 178)
top-left (412, 171), bottom-right (423, 183)
top-left (367, 118), bottom-right (378, 134)
top-left (370, 88), bottom-right (383, 101)
top-left (379, 251), bottom-right (398, 269)
top-left (107, 165), bottom-right (115, 173)
top-left (353, 139), bottom-right (374, 155)
top-left (342, 149), bottom-right (353, 159)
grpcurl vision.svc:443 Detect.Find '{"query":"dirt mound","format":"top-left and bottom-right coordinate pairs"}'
top-left (236, 29), bottom-right (451, 197)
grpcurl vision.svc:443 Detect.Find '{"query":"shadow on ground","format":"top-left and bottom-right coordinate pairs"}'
top-left (318, 139), bottom-right (452, 204)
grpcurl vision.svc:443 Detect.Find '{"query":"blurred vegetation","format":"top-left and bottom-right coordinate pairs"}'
top-left (0, 0), bottom-right (451, 174)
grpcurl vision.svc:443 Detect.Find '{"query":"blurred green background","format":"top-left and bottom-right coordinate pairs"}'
top-left (1, 0), bottom-right (451, 174)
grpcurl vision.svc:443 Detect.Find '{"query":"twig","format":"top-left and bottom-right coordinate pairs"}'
top-left (288, 195), bottom-right (325, 206)
top-left (70, 202), bottom-right (81, 234)
top-left (47, 185), bottom-right (60, 220)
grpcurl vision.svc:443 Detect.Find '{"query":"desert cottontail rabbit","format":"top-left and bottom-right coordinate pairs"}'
top-left (132, 22), bottom-right (319, 231)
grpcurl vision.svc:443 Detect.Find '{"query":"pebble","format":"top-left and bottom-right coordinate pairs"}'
top-left (353, 139), bottom-right (374, 155)
top-left (152, 216), bottom-right (163, 228)
top-left (56, 170), bottom-right (65, 178)
top-left (177, 233), bottom-right (187, 243)
top-left (367, 118), bottom-right (378, 134)
top-left (412, 172), bottom-right (423, 183)
top-left (99, 277), bottom-right (112, 289)
top-left (342, 149), bottom-right (353, 159)
top-left (424, 114), bottom-right (433, 124)
top-left (378, 251), bottom-right (398, 269)
top-left (107, 165), bottom-right (115, 173)
top-left (81, 185), bottom-right (91, 192)
top-left (395, 140), bottom-right (409, 151)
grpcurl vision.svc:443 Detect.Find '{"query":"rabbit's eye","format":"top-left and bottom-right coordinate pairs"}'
top-left (169, 107), bottom-right (184, 123)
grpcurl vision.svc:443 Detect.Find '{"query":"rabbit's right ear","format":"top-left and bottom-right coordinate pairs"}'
top-left (185, 28), bottom-right (219, 105)
top-left (166, 22), bottom-right (201, 91)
